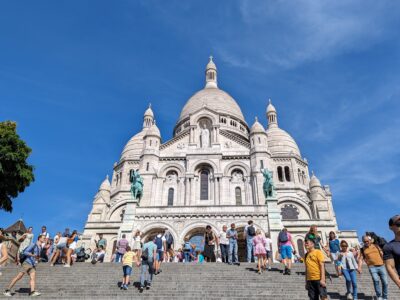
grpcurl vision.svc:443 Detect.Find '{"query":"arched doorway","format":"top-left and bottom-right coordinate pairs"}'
top-left (184, 227), bottom-right (206, 251)
top-left (236, 226), bottom-right (247, 262)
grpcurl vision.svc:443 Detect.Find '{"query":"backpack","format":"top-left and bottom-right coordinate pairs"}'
top-left (141, 247), bottom-right (149, 261)
top-left (165, 233), bottom-right (173, 245)
top-left (184, 242), bottom-right (191, 251)
top-left (278, 231), bottom-right (289, 243)
top-left (247, 225), bottom-right (256, 237)
top-left (155, 237), bottom-right (163, 250)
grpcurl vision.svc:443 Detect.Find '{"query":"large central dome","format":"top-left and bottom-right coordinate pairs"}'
top-left (177, 57), bottom-right (246, 124)
top-left (179, 88), bottom-right (245, 122)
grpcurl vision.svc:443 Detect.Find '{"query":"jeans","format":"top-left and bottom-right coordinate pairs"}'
top-left (369, 265), bottom-right (388, 299)
top-left (220, 244), bottom-right (229, 263)
top-left (246, 237), bottom-right (254, 263)
top-left (342, 269), bottom-right (358, 299)
top-left (140, 259), bottom-right (154, 287)
top-left (184, 251), bottom-right (191, 263)
top-left (115, 252), bottom-right (123, 263)
top-left (228, 240), bottom-right (238, 264)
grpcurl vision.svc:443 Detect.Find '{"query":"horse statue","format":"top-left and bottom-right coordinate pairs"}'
top-left (129, 169), bottom-right (144, 204)
top-left (261, 168), bottom-right (275, 199)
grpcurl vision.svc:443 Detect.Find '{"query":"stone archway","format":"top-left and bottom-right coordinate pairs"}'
top-left (236, 226), bottom-right (247, 262)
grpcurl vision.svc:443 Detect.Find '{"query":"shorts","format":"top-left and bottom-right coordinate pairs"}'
top-left (132, 241), bottom-right (141, 250)
top-left (266, 250), bottom-right (272, 259)
top-left (306, 280), bottom-right (327, 300)
top-left (68, 242), bottom-right (77, 250)
top-left (57, 243), bottom-right (67, 250)
top-left (280, 245), bottom-right (293, 259)
top-left (21, 262), bottom-right (36, 275)
top-left (123, 265), bottom-right (132, 276)
top-left (156, 250), bottom-right (163, 261)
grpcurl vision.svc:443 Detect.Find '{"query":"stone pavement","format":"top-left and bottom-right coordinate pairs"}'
top-left (0, 263), bottom-right (399, 299)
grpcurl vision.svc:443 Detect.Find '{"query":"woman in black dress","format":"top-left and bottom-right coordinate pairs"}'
top-left (203, 225), bottom-right (216, 262)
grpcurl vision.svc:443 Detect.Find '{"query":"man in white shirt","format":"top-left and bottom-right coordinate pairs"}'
top-left (218, 225), bottom-right (229, 263)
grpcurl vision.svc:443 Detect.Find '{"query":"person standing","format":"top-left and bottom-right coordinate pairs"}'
top-left (218, 225), bottom-right (229, 263)
top-left (358, 235), bottom-right (388, 300)
top-left (304, 236), bottom-right (327, 300)
top-left (252, 229), bottom-right (267, 274)
top-left (227, 223), bottom-right (239, 265)
top-left (139, 239), bottom-right (157, 292)
top-left (278, 228), bottom-right (295, 275)
top-left (164, 230), bottom-right (174, 262)
top-left (244, 220), bottom-right (256, 263)
top-left (338, 240), bottom-right (360, 300)
top-left (115, 234), bottom-right (129, 263)
top-left (18, 227), bottom-right (34, 257)
top-left (132, 230), bottom-right (142, 257)
top-left (3, 235), bottom-right (45, 297)
top-left (154, 233), bottom-right (166, 275)
top-left (203, 225), bottom-right (216, 262)
top-left (264, 233), bottom-right (273, 271)
top-left (327, 231), bottom-right (341, 276)
top-left (65, 230), bottom-right (79, 267)
top-left (383, 214), bottom-right (400, 289)
top-left (120, 246), bottom-right (138, 290)
top-left (0, 228), bottom-right (9, 276)
top-left (306, 225), bottom-right (323, 250)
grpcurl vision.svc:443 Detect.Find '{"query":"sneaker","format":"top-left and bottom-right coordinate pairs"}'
top-left (30, 291), bottom-right (41, 297)
top-left (3, 290), bottom-right (12, 297)
top-left (346, 293), bottom-right (353, 300)
top-left (268, 267), bottom-right (272, 271)
top-left (287, 269), bottom-right (291, 275)
top-left (64, 264), bottom-right (70, 268)
top-left (146, 283), bottom-right (151, 290)
top-left (50, 264), bottom-right (54, 267)
top-left (123, 285), bottom-right (128, 290)
top-left (139, 286), bottom-right (144, 293)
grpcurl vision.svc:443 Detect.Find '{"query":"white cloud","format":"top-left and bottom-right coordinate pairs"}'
top-left (217, 1), bottom-right (399, 70)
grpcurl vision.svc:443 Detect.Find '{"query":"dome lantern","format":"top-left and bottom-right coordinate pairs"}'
top-left (143, 103), bottom-right (154, 128)
top-left (266, 99), bottom-right (278, 128)
top-left (205, 56), bottom-right (218, 89)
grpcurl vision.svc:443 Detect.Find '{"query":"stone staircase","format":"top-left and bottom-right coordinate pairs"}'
top-left (1, 262), bottom-right (399, 299)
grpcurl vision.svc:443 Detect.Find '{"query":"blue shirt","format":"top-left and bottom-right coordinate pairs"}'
top-left (227, 229), bottom-right (238, 242)
top-left (23, 243), bottom-right (41, 266)
top-left (329, 239), bottom-right (340, 253)
top-left (142, 241), bottom-right (157, 260)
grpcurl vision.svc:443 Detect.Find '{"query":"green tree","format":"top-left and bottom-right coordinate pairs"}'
top-left (0, 121), bottom-right (35, 212)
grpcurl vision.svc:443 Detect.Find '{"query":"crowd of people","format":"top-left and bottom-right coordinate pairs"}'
top-left (0, 214), bottom-right (399, 299)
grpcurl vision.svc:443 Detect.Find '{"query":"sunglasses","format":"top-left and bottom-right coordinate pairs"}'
top-left (341, 245), bottom-right (348, 248)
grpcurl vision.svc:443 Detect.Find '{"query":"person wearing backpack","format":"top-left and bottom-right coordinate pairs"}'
top-left (164, 230), bottom-right (174, 262)
top-left (358, 235), bottom-right (388, 300)
top-left (154, 233), bottom-right (166, 275)
top-left (3, 235), bottom-right (45, 297)
top-left (278, 228), bottom-right (296, 275)
top-left (139, 239), bottom-right (157, 292)
top-left (183, 238), bottom-right (192, 263)
top-left (244, 220), bottom-right (256, 263)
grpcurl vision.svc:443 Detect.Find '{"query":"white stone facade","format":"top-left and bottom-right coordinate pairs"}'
top-left (82, 57), bottom-right (357, 261)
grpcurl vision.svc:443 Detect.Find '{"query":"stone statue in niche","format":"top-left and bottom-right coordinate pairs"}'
top-left (200, 124), bottom-right (210, 148)
top-left (231, 171), bottom-right (243, 183)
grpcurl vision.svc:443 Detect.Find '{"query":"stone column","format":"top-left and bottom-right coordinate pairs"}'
top-left (265, 195), bottom-right (283, 263)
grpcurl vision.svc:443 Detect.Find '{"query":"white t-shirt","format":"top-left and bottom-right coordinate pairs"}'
top-left (265, 238), bottom-right (272, 251)
top-left (219, 232), bottom-right (229, 245)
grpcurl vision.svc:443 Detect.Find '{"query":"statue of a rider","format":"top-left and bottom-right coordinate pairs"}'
top-left (129, 169), bottom-right (144, 204)
top-left (261, 168), bottom-right (275, 199)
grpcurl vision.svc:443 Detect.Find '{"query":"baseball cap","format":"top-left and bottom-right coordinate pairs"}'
top-left (388, 215), bottom-right (400, 226)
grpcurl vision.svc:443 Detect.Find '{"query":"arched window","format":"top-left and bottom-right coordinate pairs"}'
top-left (235, 187), bottom-right (242, 205)
top-left (298, 169), bottom-right (301, 183)
top-left (200, 170), bottom-right (209, 200)
top-left (297, 239), bottom-right (305, 257)
top-left (167, 188), bottom-right (174, 206)
top-left (277, 166), bottom-right (283, 182)
top-left (258, 137), bottom-right (261, 144)
top-left (284, 166), bottom-right (291, 182)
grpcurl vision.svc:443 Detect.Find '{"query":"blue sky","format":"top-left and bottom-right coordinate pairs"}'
top-left (0, 1), bottom-right (399, 240)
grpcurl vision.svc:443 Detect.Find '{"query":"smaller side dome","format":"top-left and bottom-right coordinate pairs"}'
top-left (145, 122), bottom-right (161, 138)
top-left (309, 172), bottom-right (322, 189)
top-left (99, 175), bottom-right (111, 192)
top-left (250, 117), bottom-right (266, 134)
